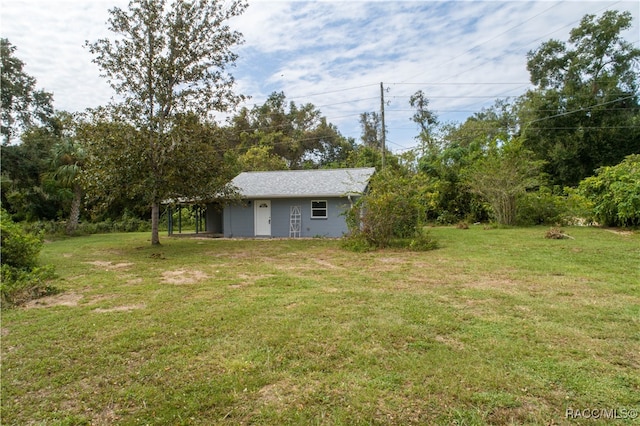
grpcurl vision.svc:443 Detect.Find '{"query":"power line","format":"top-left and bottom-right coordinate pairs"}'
top-left (285, 83), bottom-right (380, 101)
top-left (315, 97), bottom-right (379, 109)
top-left (391, 82), bottom-right (531, 86)
top-left (527, 94), bottom-right (638, 124)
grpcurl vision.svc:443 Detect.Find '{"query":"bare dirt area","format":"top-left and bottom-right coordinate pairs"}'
top-left (85, 261), bottom-right (135, 270)
top-left (229, 273), bottom-right (277, 288)
top-left (604, 228), bottom-right (635, 236)
top-left (256, 378), bottom-right (319, 410)
top-left (23, 292), bottom-right (145, 311)
top-left (93, 304), bottom-right (145, 313)
top-left (161, 269), bottom-right (209, 284)
top-left (24, 292), bottom-right (83, 308)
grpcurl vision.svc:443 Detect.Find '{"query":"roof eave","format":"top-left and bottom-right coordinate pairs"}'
top-left (239, 193), bottom-right (364, 199)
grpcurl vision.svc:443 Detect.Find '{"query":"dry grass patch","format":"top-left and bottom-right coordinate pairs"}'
top-left (231, 272), bottom-right (277, 287)
top-left (85, 260), bottom-right (135, 270)
top-left (93, 304), bottom-right (145, 313)
top-left (24, 292), bottom-right (83, 308)
top-left (256, 378), bottom-right (319, 408)
top-left (314, 258), bottom-right (344, 270)
top-left (434, 334), bottom-right (465, 350)
top-left (160, 269), bottom-right (208, 284)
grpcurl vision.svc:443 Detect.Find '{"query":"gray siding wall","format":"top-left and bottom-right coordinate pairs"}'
top-left (223, 197), bottom-right (354, 238)
top-left (223, 202), bottom-right (254, 237)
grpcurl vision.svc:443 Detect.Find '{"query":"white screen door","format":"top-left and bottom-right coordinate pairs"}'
top-left (255, 200), bottom-right (271, 236)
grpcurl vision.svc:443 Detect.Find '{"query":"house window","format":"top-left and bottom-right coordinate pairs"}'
top-left (311, 200), bottom-right (327, 219)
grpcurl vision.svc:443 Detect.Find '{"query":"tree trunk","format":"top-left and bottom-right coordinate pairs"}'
top-left (151, 202), bottom-right (161, 245)
top-left (66, 184), bottom-right (83, 234)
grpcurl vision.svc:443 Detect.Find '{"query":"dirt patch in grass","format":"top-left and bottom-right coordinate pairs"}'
top-left (161, 269), bottom-right (209, 284)
top-left (257, 381), bottom-right (290, 406)
top-left (314, 258), bottom-right (344, 270)
top-left (91, 403), bottom-right (122, 425)
top-left (485, 400), bottom-right (546, 425)
top-left (85, 261), bottom-right (134, 270)
top-left (256, 378), bottom-right (319, 409)
top-left (58, 383), bottom-right (123, 425)
top-left (24, 292), bottom-right (83, 308)
top-left (605, 228), bottom-right (635, 236)
top-left (462, 277), bottom-right (522, 291)
top-left (93, 304), bottom-right (145, 313)
top-left (229, 273), bottom-right (277, 288)
top-left (378, 256), bottom-right (409, 264)
top-left (285, 302), bottom-right (303, 309)
top-left (435, 334), bottom-right (465, 350)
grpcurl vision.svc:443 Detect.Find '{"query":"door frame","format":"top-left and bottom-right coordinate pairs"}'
top-left (254, 199), bottom-right (271, 236)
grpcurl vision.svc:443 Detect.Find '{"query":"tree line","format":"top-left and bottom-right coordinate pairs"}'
top-left (2, 3), bottom-right (639, 248)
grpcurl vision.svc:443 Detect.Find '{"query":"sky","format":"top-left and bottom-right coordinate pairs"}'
top-left (2, 0), bottom-right (639, 152)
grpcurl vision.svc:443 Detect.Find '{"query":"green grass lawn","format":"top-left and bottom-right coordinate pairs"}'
top-left (2, 227), bottom-right (639, 425)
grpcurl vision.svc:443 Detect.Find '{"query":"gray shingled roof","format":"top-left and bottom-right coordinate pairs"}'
top-left (231, 167), bottom-right (376, 198)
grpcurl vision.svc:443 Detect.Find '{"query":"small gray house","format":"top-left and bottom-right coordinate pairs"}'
top-left (211, 167), bottom-right (375, 238)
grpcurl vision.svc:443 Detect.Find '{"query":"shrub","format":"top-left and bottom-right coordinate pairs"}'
top-left (517, 187), bottom-right (569, 225)
top-left (577, 154), bottom-right (640, 227)
top-left (1, 210), bottom-right (43, 270)
top-left (1, 264), bottom-right (57, 306)
top-left (406, 228), bottom-right (439, 251)
top-left (22, 220), bottom-right (69, 236)
top-left (340, 232), bottom-right (374, 252)
top-left (343, 170), bottom-right (438, 251)
top-left (0, 209), bottom-right (57, 308)
top-left (21, 212), bottom-right (152, 237)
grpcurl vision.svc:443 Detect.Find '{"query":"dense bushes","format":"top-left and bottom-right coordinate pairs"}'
top-left (577, 155), bottom-right (640, 227)
top-left (516, 188), bottom-right (566, 225)
top-left (1, 215), bottom-right (43, 269)
top-left (21, 210), bottom-right (152, 236)
top-left (1, 209), bottom-right (57, 307)
top-left (343, 170), bottom-right (438, 251)
top-left (516, 186), bottom-right (595, 226)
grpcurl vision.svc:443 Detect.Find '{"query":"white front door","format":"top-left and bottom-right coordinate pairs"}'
top-left (254, 200), bottom-right (271, 236)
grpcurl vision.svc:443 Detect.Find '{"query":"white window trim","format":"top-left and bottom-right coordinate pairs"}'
top-left (311, 200), bottom-right (328, 219)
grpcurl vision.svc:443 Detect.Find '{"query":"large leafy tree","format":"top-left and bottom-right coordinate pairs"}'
top-left (1, 39), bottom-right (54, 144)
top-left (227, 92), bottom-right (354, 169)
top-left (238, 145), bottom-right (287, 171)
top-left (522, 10), bottom-right (640, 187)
top-left (85, 0), bottom-right (247, 244)
top-left (0, 112), bottom-right (74, 221)
top-left (1, 127), bottom-right (59, 221)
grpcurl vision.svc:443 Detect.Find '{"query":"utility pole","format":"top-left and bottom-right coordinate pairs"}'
top-left (380, 82), bottom-right (386, 169)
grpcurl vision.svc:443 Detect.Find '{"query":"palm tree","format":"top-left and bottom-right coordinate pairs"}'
top-left (50, 138), bottom-right (86, 234)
